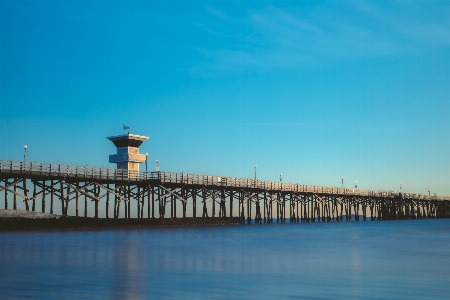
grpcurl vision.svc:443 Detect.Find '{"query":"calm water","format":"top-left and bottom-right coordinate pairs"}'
top-left (1, 219), bottom-right (450, 299)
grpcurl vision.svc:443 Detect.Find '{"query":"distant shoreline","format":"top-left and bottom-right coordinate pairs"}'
top-left (0, 216), bottom-right (240, 232)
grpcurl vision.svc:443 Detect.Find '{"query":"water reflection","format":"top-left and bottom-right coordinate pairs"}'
top-left (1, 221), bottom-right (450, 299)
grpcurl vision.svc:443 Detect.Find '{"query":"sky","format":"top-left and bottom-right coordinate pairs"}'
top-left (1, 0), bottom-right (449, 196)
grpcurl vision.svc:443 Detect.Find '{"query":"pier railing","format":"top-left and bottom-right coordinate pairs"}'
top-left (1, 160), bottom-right (448, 201)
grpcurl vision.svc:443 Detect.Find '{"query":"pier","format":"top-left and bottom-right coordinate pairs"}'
top-left (1, 159), bottom-right (449, 223)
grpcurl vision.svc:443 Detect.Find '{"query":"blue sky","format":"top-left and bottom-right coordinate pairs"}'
top-left (1, 0), bottom-right (449, 196)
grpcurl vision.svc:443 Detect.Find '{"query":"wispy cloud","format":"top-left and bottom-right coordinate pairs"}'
top-left (350, 0), bottom-right (450, 46)
top-left (193, 1), bottom-right (450, 73)
top-left (206, 7), bottom-right (235, 23)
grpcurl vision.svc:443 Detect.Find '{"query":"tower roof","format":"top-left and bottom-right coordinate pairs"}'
top-left (107, 133), bottom-right (149, 148)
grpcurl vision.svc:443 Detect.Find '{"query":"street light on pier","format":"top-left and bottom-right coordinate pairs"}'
top-left (400, 183), bottom-right (402, 191)
top-left (428, 187), bottom-right (430, 196)
top-left (280, 172), bottom-right (282, 182)
top-left (342, 176), bottom-right (344, 188)
top-left (355, 181), bottom-right (358, 189)
top-left (254, 164), bottom-right (257, 180)
top-left (156, 160), bottom-right (159, 172)
top-left (23, 145), bottom-right (27, 163)
top-left (145, 153), bottom-right (148, 172)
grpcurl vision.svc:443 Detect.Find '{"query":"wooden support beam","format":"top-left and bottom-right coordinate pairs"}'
top-left (32, 183), bottom-right (36, 212)
top-left (24, 178), bottom-right (29, 211)
top-left (147, 186), bottom-right (151, 219)
top-left (229, 190), bottom-right (233, 218)
top-left (4, 179), bottom-right (8, 210)
top-left (192, 190), bottom-right (196, 218)
top-left (60, 180), bottom-right (65, 216)
top-left (137, 186), bottom-right (141, 219)
top-left (94, 183), bottom-right (99, 219)
top-left (127, 185), bottom-right (131, 219)
top-left (42, 181), bottom-right (46, 214)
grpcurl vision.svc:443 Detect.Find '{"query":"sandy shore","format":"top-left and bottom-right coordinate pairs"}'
top-left (0, 213), bottom-right (240, 232)
top-left (0, 209), bottom-right (61, 219)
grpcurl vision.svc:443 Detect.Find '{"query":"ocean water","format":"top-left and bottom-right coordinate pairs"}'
top-left (1, 219), bottom-right (449, 299)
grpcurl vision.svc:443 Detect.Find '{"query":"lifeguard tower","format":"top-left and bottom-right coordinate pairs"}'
top-left (107, 132), bottom-right (149, 176)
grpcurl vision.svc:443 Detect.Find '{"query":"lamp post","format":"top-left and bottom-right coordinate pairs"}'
top-left (23, 145), bottom-right (27, 163)
top-left (355, 181), bottom-right (358, 189)
top-left (400, 183), bottom-right (402, 192)
top-left (156, 160), bottom-right (159, 172)
top-left (145, 153), bottom-right (148, 172)
top-left (280, 172), bottom-right (282, 182)
top-left (254, 164), bottom-right (257, 180)
top-left (428, 187), bottom-right (430, 196)
top-left (342, 176), bottom-right (344, 188)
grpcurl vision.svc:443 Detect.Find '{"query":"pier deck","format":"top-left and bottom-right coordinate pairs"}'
top-left (1, 160), bottom-right (449, 223)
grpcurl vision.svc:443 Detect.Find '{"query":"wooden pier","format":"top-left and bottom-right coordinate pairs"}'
top-left (1, 159), bottom-right (449, 223)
